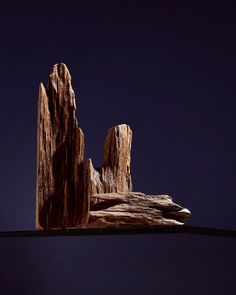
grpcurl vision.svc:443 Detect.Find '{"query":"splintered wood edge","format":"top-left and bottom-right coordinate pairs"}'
top-left (0, 225), bottom-right (236, 238)
top-left (87, 192), bottom-right (191, 228)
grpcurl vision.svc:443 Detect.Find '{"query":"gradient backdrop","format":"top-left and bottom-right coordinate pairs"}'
top-left (0, 1), bottom-right (235, 294)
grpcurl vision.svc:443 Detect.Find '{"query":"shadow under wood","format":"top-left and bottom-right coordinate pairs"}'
top-left (39, 137), bottom-right (84, 229)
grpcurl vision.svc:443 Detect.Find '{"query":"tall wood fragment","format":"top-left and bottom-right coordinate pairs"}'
top-left (36, 63), bottom-right (86, 230)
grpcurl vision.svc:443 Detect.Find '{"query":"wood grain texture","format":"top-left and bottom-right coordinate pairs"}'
top-left (36, 63), bottom-right (86, 230)
top-left (85, 124), bottom-right (132, 199)
top-left (88, 192), bottom-right (191, 228)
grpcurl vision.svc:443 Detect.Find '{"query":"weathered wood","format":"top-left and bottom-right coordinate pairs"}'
top-left (36, 63), bottom-right (86, 230)
top-left (85, 124), bottom-right (133, 222)
top-left (88, 192), bottom-right (191, 228)
top-left (35, 63), bottom-right (191, 230)
top-left (85, 124), bottom-right (132, 199)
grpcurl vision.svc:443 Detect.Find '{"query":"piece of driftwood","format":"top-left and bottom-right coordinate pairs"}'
top-left (88, 192), bottom-right (191, 228)
top-left (36, 64), bottom-right (87, 230)
top-left (36, 63), bottom-right (191, 230)
top-left (85, 124), bottom-right (132, 198)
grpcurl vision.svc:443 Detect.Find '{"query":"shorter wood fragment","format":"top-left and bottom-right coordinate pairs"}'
top-left (87, 192), bottom-right (191, 228)
top-left (85, 124), bottom-right (132, 200)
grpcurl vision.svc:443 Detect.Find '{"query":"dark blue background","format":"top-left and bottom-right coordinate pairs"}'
top-left (0, 1), bottom-right (235, 294)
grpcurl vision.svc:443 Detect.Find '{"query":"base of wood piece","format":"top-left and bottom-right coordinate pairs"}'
top-left (87, 192), bottom-right (191, 228)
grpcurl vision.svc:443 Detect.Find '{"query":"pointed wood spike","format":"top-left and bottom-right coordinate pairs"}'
top-left (36, 63), bottom-right (85, 230)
